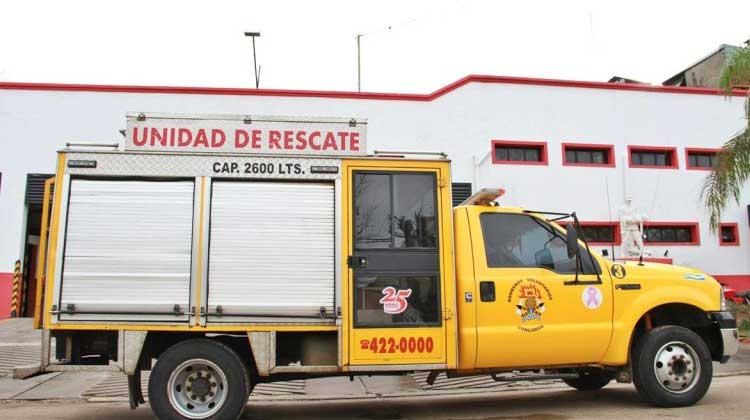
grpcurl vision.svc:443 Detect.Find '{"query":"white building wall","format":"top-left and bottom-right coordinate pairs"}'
top-left (0, 78), bottom-right (747, 279)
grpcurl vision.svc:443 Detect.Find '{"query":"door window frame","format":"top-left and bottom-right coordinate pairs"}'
top-left (351, 170), bottom-right (442, 328)
top-left (353, 171), bottom-right (439, 250)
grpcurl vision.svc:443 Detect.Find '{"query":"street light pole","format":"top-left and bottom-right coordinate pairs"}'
top-left (356, 34), bottom-right (363, 92)
top-left (244, 32), bottom-right (261, 88)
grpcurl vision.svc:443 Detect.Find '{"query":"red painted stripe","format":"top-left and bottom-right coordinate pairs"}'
top-left (0, 272), bottom-right (12, 320)
top-left (714, 275), bottom-right (750, 291)
top-left (0, 74), bottom-right (747, 101)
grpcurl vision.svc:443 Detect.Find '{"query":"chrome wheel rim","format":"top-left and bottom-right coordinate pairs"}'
top-left (653, 341), bottom-right (700, 394)
top-left (167, 358), bottom-right (228, 419)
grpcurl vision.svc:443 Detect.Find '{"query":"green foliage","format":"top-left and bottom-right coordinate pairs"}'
top-left (702, 45), bottom-right (750, 232)
top-left (740, 318), bottom-right (750, 335)
top-left (728, 301), bottom-right (750, 337)
top-left (728, 300), bottom-right (749, 316)
top-left (720, 46), bottom-right (750, 94)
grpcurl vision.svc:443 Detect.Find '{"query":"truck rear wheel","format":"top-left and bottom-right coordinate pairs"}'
top-left (562, 368), bottom-right (614, 391)
top-left (148, 338), bottom-right (251, 420)
top-left (632, 326), bottom-right (712, 407)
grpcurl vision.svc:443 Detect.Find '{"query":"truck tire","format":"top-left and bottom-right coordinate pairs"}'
top-left (562, 369), bottom-right (614, 391)
top-left (632, 326), bottom-right (712, 407)
top-left (148, 338), bottom-right (251, 420)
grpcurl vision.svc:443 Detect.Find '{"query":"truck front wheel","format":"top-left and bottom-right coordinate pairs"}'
top-left (632, 326), bottom-right (712, 407)
top-left (148, 338), bottom-right (251, 420)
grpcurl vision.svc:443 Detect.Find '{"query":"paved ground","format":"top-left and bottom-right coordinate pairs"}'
top-left (1, 375), bottom-right (749, 419)
top-left (0, 318), bottom-right (44, 377)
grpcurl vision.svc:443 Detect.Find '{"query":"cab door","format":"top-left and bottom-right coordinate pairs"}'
top-left (468, 207), bottom-right (613, 368)
top-left (345, 165), bottom-right (449, 367)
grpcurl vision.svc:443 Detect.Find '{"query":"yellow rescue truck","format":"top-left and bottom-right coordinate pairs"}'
top-left (34, 113), bottom-right (738, 420)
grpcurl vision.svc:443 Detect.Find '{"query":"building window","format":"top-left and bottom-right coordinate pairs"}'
top-left (643, 223), bottom-right (700, 245)
top-left (628, 146), bottom-right (678, 169)
top-left (491, 140), bottom-right (548, 165)
top-left (719, 223), bottom-right (739, 246)
top-left (686, 148), bottom-right (720, 170)
top-left (558, 221), bottom-right (621, 245)
top-left (562, 143), bottom-right (615, 167)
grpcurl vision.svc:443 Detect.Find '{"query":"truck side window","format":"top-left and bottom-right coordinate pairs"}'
top-left (354, 173), bottom-right (437, 249)
top-left (480, 213), bottom-right (599, 275)
top-left (354, 275), bottom-right (441, 327)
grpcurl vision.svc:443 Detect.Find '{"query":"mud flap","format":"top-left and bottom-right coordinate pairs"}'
top-left (127, 369), bottom-right (145, 409)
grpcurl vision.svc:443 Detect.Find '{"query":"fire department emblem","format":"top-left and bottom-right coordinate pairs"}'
top-left (507, 279), bottom-right (553, 332)
top-left (516, 283), bottom-right (545, 321)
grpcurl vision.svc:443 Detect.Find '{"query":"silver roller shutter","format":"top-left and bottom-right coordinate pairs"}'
top-left (59, 179), bottom-right (194, 321)
top-left (208, 181), bottom-right (335, 319)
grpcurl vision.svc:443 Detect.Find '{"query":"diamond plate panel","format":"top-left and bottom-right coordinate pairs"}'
top-left (64, 152), bottom-right (341, 180)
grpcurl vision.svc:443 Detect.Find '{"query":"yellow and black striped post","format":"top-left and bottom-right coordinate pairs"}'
top-left (10, 260), bottom-right (21, 318)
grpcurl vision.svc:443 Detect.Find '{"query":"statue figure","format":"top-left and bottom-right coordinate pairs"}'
top-left (619, 197), bottom-right (647, 258)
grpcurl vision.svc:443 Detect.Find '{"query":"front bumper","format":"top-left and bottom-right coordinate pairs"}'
top-left (710, 311), bottom-right (739, 363)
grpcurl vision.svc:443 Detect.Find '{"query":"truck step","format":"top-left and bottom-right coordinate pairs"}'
top-left (490, 372), bottom-right (578, 382)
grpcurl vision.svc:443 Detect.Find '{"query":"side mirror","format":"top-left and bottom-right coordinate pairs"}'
top-left (566, 226), bottom-right (579, 259)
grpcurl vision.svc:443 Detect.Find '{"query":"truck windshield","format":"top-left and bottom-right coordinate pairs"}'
top-left (480, 213), bottom-right (599, 275)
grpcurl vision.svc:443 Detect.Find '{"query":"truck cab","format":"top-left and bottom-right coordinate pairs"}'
top-left (452, 190), bottom-right (738, 406)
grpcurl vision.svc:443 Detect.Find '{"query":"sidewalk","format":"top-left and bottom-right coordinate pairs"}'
top-left (1, 317), bottom-right (749, 403)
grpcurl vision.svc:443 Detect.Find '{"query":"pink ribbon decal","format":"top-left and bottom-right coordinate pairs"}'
top-left (586, 288), bottom-right (600, 307)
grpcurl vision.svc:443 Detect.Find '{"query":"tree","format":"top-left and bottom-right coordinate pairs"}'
top-left (701, 44), bottom-right (750, 232)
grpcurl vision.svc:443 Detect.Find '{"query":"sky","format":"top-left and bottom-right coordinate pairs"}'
top-left (1, 0), bottom-right (749, 93)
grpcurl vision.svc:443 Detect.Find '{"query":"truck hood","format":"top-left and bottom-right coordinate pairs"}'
top-left (602, 260), bottom-right (722, 310)
top-left (609, 261), bottom-right (712, 281)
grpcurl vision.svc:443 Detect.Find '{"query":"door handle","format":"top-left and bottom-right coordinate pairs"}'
top-left (347, 256), bottom-right (368, 269)
top-left (479, 281), bottom-right (496, 302)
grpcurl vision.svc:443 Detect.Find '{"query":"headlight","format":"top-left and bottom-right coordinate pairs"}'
top-left (720, 286), bottom-right (727, 311)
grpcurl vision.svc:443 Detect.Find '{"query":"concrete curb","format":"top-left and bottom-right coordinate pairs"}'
top-left (12, 364), bottom-right (41, 380)
top-left (83, 384), bottom-right (596, 405)
top-left (83, 383), bottom-right (576, 404)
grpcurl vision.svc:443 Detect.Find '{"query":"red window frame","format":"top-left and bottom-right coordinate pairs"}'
top-left (643, 222), bottom-right (700, 246)
top-left (628, 146), bottom-right (679, 169)
top-left (561, 143), bottom-right (616, 168)
top-left (557, 221), bottom-right (621, 245)
top-left (719, 223), bottom-right (739, 246)
top-left (685, 147), bottom-right (721, 171)
top-left (491, 140), bottom-right (548, 166)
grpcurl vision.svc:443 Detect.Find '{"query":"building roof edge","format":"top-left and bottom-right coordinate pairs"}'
top-left (1, 74), bottom-right (747, 100)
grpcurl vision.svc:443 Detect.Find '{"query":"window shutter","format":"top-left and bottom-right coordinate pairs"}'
top-left (452, 182), bottom-right (472, 206)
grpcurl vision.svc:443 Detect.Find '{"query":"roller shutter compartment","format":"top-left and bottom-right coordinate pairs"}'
top-left (59, 179), bottom-right (194, 322)
top-left (207, 181), bottom-right (335, 321)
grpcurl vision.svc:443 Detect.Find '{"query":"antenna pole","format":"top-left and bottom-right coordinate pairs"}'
top-left (356, 34), bottom-right (362, 92)
top-left (605, 177), bottom-right (616, 262)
